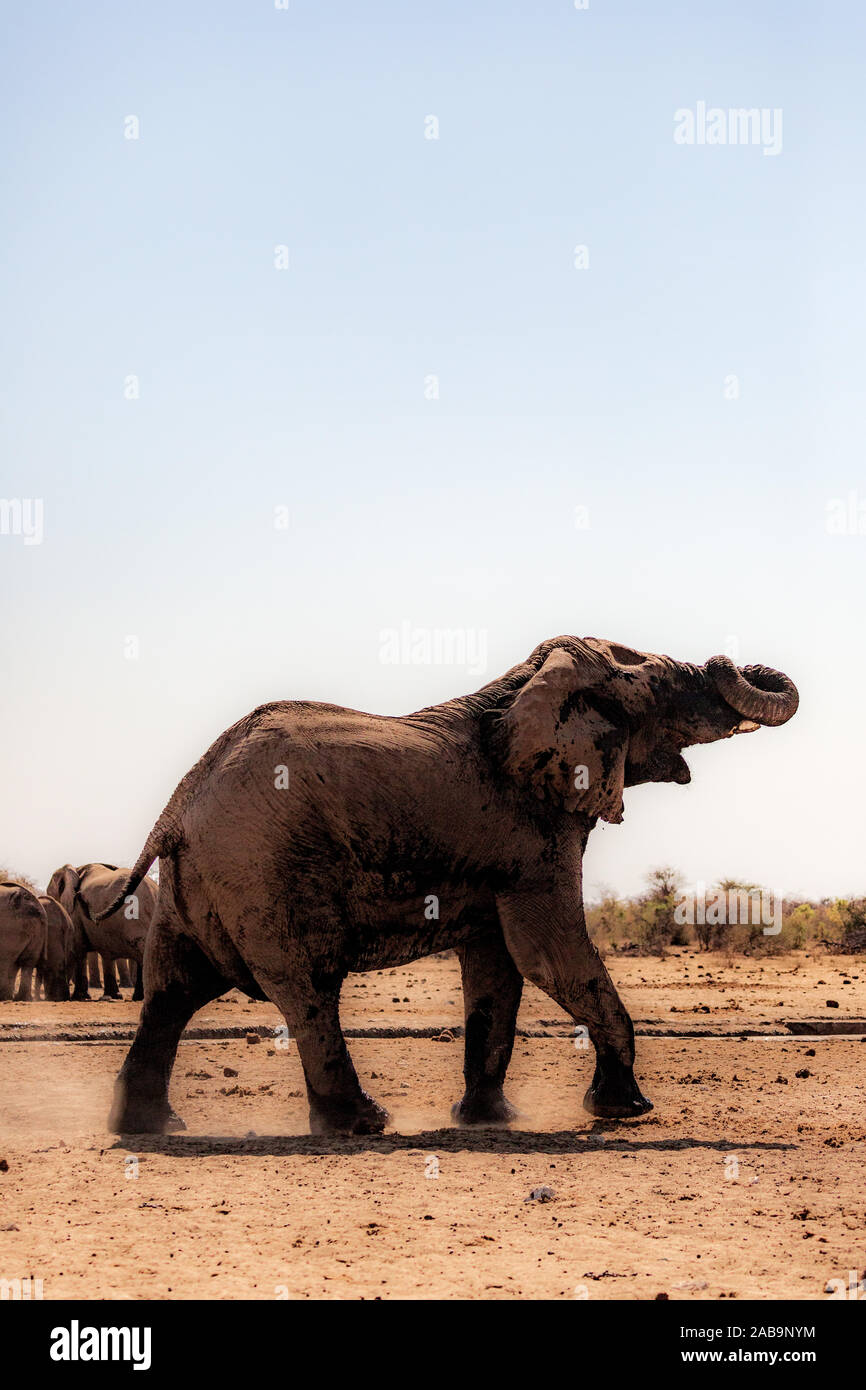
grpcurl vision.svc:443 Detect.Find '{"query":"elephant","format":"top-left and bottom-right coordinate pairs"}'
top-left (45, 863), bottom-right (155, 1003)
top-left (101, 634), bottom-right (798, 1136)
top-left (0, 882), bottom-right (46, 1001)
top-left (36, 895), bottom-right (74, 1001)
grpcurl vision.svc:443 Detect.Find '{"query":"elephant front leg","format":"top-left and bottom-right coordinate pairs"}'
top-left (452, 932), bottom-right (523, 1125)
top-left (497, 890), bottom-right (652, 1120)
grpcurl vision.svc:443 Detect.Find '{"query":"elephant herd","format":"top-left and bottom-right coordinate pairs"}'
top-left (0, 863), bottom-right (156, 1004)
top-left (0, 633), bottom-right (801, 1137)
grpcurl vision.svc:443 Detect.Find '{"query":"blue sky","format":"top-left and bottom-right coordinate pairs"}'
top-left (1, 1), bottom-right (863, 898)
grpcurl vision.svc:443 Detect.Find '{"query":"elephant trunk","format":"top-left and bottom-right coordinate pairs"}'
top-left (704, 655), bottom-right (799, 727)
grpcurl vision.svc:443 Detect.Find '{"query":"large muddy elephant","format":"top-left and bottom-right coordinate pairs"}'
top-left (0, 883), bottom-right (45, 1001)
top-left (103, 634), bottom-right (798, 1136)
top-left (45, 863), bottom-right (156, 1002)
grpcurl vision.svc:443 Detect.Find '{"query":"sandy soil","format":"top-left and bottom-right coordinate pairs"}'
top-left (1, 951), bottom-right (864, 1300)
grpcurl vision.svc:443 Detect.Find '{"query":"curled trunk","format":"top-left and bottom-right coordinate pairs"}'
top-left (705, 655), bottom-right (799, 727)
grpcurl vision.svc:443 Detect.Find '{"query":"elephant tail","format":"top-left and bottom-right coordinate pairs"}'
top-left (90, 819), bottom-right (179, 921)
top-left (92, 706), bottom-right (254, 921)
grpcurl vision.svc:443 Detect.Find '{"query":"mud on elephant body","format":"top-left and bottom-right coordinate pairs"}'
top-left (103, 634), bottom-right (798, 1136)
top-left (46, 863), bottom-right (155, 1002)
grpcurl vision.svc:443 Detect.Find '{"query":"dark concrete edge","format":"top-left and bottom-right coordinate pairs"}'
top-left (2, 1022), bottom-right (865, 1044)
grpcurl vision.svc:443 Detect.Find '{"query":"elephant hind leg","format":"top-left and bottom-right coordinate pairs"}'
top-left (109, 908), bottom-right (229, 1134)
top-left (452, 931), bottom-right (523, 1126)
top-left (255, 955), bottom-right (388, 1136)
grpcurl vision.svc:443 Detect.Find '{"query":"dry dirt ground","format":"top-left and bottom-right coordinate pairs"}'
top-left (1, 951), bottom-right (864, 1300)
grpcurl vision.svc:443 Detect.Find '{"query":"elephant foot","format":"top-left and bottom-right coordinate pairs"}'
top-left (583, 1086), bottom-right (652, 1119)
top-left (308, 1091), bottom-right (389, 1136)
top-left (582, 1075), bottom-right (652, 1120)
top-left (72, 992), bottom-right (90, 1002)
top-left (109, 1081), bottom-right (186, 1135)
top-left (99, 994), bottom-right (121, 1003)
top-left (451, 1089), bottom-right (519, 1127)
top-left (109, 1103), bottom-right (187, 1135)
top-left (581, 1047), bottom-right (652, 1121)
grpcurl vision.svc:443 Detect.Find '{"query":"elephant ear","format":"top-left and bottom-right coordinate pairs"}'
top-left (496, 647), bottom-right (630, 823)
top-left (48, 865), bottom-right (80, 910)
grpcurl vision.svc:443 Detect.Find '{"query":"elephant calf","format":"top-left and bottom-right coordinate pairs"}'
top-left (102, 634), bottom-right (798, 1136)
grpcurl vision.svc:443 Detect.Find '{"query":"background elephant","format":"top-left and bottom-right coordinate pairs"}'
top-left (46, 863), bottom-right (156, 1002)
top-left (103, 634), bottom-right (798, 1136)
top-left (36, 894), bottom-right (74, 1001)
top-left (0, 882), bottom-right (46, 1001)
